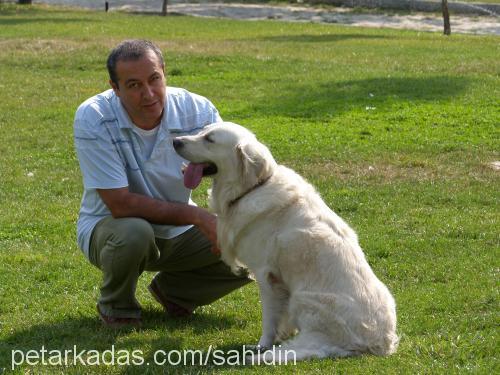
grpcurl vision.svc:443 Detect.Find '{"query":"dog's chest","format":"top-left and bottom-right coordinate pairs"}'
top-left (219, 215), bottom-right (277, 267)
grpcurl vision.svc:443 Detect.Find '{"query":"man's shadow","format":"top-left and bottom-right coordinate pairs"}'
top-left (1, 309), bottom-right (250, 373)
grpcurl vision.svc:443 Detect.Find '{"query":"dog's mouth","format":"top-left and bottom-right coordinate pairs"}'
top-left (183, 162), bottom-right (218, 189)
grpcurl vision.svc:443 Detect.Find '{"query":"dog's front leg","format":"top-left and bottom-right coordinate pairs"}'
top-left (256, 270), bottom-right (288, 350)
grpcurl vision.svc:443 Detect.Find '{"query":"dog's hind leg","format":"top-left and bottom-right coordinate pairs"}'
top-left (276, 310), bottom-right (297, 342)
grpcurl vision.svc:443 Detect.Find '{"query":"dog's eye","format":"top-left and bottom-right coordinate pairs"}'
top-left (204, 134), bottom-right (215, 143)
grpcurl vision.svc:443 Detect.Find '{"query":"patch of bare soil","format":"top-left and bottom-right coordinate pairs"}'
top-left (37, 1), bottom-right (500, 34)
top-left (118, 2), bottom-right (500, 35)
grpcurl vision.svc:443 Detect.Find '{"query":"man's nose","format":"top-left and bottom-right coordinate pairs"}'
top-left (143, 84), bottom-right (154, 98)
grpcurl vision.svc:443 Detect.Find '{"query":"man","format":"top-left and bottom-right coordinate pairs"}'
top-left (73, 39), bottom-right (250, 328)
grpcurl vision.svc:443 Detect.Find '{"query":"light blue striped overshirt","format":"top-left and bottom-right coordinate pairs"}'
top-left (74, 87), bottom-right (222, 258)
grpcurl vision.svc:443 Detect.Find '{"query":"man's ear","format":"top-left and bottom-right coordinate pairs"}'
top-left (109, 80), bottom-right (120, 97)
top-left (162, 67), bottom-right (167, 86)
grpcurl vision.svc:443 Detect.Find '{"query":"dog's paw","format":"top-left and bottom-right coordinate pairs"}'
top-left (257, 334), bottom-right (276, 350)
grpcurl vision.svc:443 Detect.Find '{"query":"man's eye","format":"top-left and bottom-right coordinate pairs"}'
top-left (204, 134), bottom-right (214, 143)
top-left (128, 83), bottom-right (139, 89)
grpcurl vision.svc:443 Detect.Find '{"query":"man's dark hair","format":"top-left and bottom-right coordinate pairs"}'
top-left (107, 39), bottom-right (164, 87)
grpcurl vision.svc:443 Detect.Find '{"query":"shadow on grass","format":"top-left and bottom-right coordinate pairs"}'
top-left (235, 76), bottom-right (470, 119)
top-left (0, 18), bottom-right (99, 26)
top-left (259, 33), bottom-right (392, 43)
top-left (124, 342), bottom-right (269, 374)
top-left (0, 310), bottom-right (243, 372)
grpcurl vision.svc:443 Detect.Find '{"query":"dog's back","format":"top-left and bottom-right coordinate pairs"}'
top-left (236, 165), bottom-right (399, 358)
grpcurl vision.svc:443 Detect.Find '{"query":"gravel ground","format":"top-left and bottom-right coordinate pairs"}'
top-left (38, 1), bottom-right (500, 35)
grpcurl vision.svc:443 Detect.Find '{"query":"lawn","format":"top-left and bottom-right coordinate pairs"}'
top-left (0, 3), bottom-right (498, 374)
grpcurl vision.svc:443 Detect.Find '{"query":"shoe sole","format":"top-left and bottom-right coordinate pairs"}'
top-left (96, 304), bottom-right (142, 329)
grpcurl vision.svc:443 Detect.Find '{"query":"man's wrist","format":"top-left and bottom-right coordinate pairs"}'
top-left (186, 205), bottom-right (206, 227)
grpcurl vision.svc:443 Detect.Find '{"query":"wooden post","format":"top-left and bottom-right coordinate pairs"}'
top-left (18, 0), bottom-right (33, 4)
top-left (162, 0), bottom-right (168, 16)
top-left (105, 1), bottom-right (109, 12)
top-left (442, 0), bottom-right (451, 35)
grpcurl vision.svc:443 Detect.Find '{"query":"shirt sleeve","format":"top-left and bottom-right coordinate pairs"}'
top-left (74, 119), bottom-right (128, 190)
top-left (212, 105), bottom-right (223, 123)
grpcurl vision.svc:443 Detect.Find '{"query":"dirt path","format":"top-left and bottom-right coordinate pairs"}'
top-left (163, 3), bottom-right (500, 35)
top-left (40, 1), bottom-right (500, 35)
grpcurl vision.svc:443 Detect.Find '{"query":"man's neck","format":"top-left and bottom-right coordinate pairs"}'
top-left (133, 119), bottom-right (161, 131)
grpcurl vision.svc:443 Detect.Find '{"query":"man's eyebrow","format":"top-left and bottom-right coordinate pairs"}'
top-left (123, 72), bottom-right (160, 85)
top-left (124, 78), bottom-right (140, 85)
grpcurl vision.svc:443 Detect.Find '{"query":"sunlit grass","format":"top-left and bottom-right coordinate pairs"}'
top-left (0, 4), bottom-right (498, 374)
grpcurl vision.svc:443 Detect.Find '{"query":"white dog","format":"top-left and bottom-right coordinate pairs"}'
top-left (173, 122), bottom-right (398, 361)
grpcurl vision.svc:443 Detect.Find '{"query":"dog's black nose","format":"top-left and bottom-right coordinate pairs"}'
top-left (173, 139), bottom-right (183, 150)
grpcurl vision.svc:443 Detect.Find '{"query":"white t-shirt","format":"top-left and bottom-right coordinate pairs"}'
top-left (132, 123), bottom-right (160, 160)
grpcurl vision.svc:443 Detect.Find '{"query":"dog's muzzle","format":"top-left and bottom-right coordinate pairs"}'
top-left (173, 138), bottom-right (183, 150)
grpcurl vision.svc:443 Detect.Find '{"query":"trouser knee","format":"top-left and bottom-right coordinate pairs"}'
top-left (115, 217), bottom-right (156, 260)
top-left (91, 217), bottom-right (158, 269)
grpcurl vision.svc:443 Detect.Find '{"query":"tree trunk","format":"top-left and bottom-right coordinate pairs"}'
top-left (442, 0), bottom-right (451, 35)
top-left (162, 0), bottom-right (168, 16)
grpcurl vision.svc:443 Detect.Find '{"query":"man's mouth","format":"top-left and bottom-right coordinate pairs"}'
top-left (183, 162), bottom-right (218, 189)
top-left (143, 101), bottom-right (159, 108)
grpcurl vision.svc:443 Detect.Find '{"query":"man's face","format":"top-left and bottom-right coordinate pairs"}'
top-left (110, 50), bottom-right (166, 130)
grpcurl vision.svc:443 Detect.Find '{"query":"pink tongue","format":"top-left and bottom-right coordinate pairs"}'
top-left (183, 163), bottom-right (205, 189)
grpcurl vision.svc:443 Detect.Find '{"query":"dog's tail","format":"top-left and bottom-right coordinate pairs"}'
top-left (367, 290), bottom-right (399, 356)
top-left (368, 330), bottom-right (400, 356)
top-left (288, 290), bottom-right (399, 358)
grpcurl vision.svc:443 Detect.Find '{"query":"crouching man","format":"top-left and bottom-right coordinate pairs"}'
top-left (73, 39), bottom-right (250, 328)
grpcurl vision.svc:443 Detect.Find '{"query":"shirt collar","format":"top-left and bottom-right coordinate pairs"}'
top-left (163, 88), bottom-right (183, 132)
top-left (112, 93), bottom-right (135, 130)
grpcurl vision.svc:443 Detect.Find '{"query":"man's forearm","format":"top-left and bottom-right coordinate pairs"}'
top-left (97, 187), bottom-right (218, 250)
top-left (98, 188), bottom-right (205, 227)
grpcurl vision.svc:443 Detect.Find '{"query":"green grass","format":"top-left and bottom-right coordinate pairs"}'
top-left (0, 3), bottom-right (498, 374)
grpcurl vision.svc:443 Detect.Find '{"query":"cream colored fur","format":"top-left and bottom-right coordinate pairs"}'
top-left (174, 122), bottom-right (398, 361)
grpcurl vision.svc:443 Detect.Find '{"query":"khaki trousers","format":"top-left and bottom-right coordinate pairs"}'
top-left (88, 216), bottom-right (251, 319)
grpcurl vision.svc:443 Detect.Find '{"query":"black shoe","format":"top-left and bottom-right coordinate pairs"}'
top-left (148, 279), bottom-right (193, 318)
top-left (97, 304), bottom-right (142, 329)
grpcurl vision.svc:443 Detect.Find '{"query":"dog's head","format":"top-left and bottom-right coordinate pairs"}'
top-left (173, 122), bottom-right (276, 196)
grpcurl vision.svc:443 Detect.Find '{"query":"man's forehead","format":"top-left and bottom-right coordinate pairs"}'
top-left (116, 50), bottom-right (163, 79)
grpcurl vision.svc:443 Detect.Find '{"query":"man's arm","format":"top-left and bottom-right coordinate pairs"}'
top-left (97, 187), bottom-right (219, 253)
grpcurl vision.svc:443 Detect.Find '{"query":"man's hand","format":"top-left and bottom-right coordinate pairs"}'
top-left (97, 187), bottom-right (221, 255)
top-left (194, 209), bottom-right (221, 255)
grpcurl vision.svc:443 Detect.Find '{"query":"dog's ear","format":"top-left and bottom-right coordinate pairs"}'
top-left (236, 141), bottom-right (275, 188)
